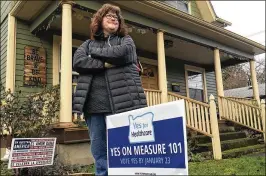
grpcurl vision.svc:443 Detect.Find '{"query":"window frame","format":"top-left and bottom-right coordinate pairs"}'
top-left (184, 64), bottom-right (208, 102)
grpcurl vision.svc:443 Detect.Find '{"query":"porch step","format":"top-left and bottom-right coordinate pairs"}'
top-left (197, 138), bottom-right (258, 152)
top-left (222, 144), bottom-right (265, 159)
top-left (200, 144), bottom-right (265, 159)
top-left (219, 126), bottom-right (235, 133)
top-left (195, 132), bottom-right (246, 144)
top-left (218, 120), bottom-right (229, 128)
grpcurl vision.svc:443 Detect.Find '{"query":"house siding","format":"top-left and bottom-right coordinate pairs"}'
top-left (166, 58), bottom-right (217, 100)
top-left (1, 17), bottom-right (8, 87)
top-left (1, 1), bottom-right (15, 88)
top-left (15, 20), bottom-right (53, 94)
top-left (166, 58), bottom-right (187, 96)
top-left (1, 1), bottom-right (14, 23)
top-left (138, 49), bottom-right (217, 101)
top-left (206, 71), bottom-right (217, 98)
top-left (190, 1), bottom-right (202, 19)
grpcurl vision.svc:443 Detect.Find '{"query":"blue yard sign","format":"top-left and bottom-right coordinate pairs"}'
top-left (106, 100), bottom-right (188, 175)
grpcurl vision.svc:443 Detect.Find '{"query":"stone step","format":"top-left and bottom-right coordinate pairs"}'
top-left (218, 120), bottom-right (229, 128)
top-left (219, 126), bottom-right (235, 133)
top-left (194, 132), bottom-right (247, 144)
top-left (200, 144), bottom-right (265, 160)
top-left (197, 138), bottom-right (258, 152)
top-left (222, 144), bottom-right (265, 159)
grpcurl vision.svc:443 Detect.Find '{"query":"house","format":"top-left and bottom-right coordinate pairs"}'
top-left (225, 83), bottom-right (266, 100)
top-left (1, 0), bottom-right (265, 163)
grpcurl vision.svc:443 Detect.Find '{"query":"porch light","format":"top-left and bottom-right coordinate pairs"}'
top-left (73, 11), bottom-right (84, 21)
top-left (164, 39), bottom-right (173, 48)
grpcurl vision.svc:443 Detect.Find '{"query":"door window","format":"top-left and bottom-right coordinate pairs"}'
top-left (141, 63), bottom-right (159, 90)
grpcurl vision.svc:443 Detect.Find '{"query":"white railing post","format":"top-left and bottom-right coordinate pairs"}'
top-left (209, 95), bottom-right (222, 160)
top-left (261, 99), bottom-right (266, 143)
top-left (250, 60), bottom-right (260, 105)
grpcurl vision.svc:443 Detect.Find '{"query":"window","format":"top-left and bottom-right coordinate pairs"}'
top-left (185, 65), bottom-right (207, 102)
top-left (163, 1), bottom-right (189, 13)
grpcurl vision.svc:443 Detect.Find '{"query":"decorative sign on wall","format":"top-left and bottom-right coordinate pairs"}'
top-left (172, 83), bottom-right (180, 92)
top-left (24, 46), bottom-right (46, 86)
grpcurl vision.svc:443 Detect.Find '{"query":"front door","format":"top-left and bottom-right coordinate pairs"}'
top-left (141, 63), bottom-right (159, 90)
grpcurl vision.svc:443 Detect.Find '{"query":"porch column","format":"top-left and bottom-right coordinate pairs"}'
top-left (60, 2), bottom-right (73, 123)
top-left (250, 60), bottom-right (260, 105)
top-left (157, 30), bottom-right (168, 103)
top-left (5, 14), bottom-right (16, 93)
top-left (214, 48), bottom-right (224, 97)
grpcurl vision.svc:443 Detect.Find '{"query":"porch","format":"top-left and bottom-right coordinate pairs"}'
top-left (5, 0), bottom-right (266, 161)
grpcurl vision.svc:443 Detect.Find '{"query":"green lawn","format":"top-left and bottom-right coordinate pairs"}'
top-left (1, 156), bottom-right (265, 175)
top-left (86, 156), bottom-right (265, 175)
top-left (189, 156), bottom-right (265, 175)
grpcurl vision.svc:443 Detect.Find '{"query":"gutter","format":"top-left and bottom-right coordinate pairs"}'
top-left (145, 1), bottom-right (265, 52)
top-left (216, 17), bottom-right (232, 27)
top-left (209, 1), bottom-right (232, 27)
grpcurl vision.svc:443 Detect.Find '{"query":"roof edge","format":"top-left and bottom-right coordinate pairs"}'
top-left (144, 1), bottom-right (265, 52)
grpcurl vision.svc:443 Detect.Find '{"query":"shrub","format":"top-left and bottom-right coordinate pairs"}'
top-left (0, 86), bottom-right (63, 175)
top-left (0, 85), bottom-right (60, 138)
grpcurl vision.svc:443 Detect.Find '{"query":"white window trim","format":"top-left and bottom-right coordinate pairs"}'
top-left (52, 35), bottom-right (84, 85)
top-left (184, 64), bottom-right (208, 102)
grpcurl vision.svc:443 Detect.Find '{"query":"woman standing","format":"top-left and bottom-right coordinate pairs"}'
top-left (72, 4), bottom-right (147, 175)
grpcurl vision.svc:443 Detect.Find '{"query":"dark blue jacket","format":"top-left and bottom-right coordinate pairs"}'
top-left (72, 34), bottom-right (147, 115)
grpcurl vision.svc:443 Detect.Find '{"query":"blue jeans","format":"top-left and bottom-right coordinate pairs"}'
top-left (85, 113), bottom-right (108, 176)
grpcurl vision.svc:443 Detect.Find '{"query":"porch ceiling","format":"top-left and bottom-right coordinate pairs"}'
top-left (11, 1), bottom-right (52, 22)
top-left (111, 1), bottom-right (265, 56)
top-left (11, 2), bottom-right (247, 67)
top-left (11, 0), bottom-right (264, 62)
top-left (49, 8), bottom-right (216, 65)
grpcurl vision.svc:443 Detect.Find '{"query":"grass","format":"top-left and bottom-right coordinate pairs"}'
top-left (189, 155), bottom-right (265, 175)
top-left (84, 155), bottom-right (266, 176)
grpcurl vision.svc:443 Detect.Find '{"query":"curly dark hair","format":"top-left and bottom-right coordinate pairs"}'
top-left (90, 3), bottom-right (128, 40)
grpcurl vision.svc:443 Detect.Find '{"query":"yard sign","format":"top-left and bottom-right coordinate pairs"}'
top-left (8, 138), bottom-right (56, 169)
top-left (106, 100), bottom-right (188, 175)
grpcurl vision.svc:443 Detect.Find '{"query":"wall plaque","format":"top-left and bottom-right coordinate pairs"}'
top-left (24, 46), bottom-right (46, 86)
top-left (172, 83), bottom-right (180, 92)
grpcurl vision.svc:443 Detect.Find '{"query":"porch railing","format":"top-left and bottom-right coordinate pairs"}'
top-left (72, 88), bottom-right (162, 121)
top-left (218, 96), bottom-right (265, 141)
top-left (144, 89), bottom-right (162, 106)
top-left (168, 92), bottom-right (212, 136)
top-left (168, 92), bottom-right (222, 159)
top-left (226, 96), bottom-right (258, 106)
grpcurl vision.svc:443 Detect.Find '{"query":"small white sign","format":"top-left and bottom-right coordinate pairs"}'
top-left (106, 100), bottom-right (188, 175)
top-left (8, 138), bottom-right (56, 169)
top-left (128, 112), bottom-right (155, 144)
